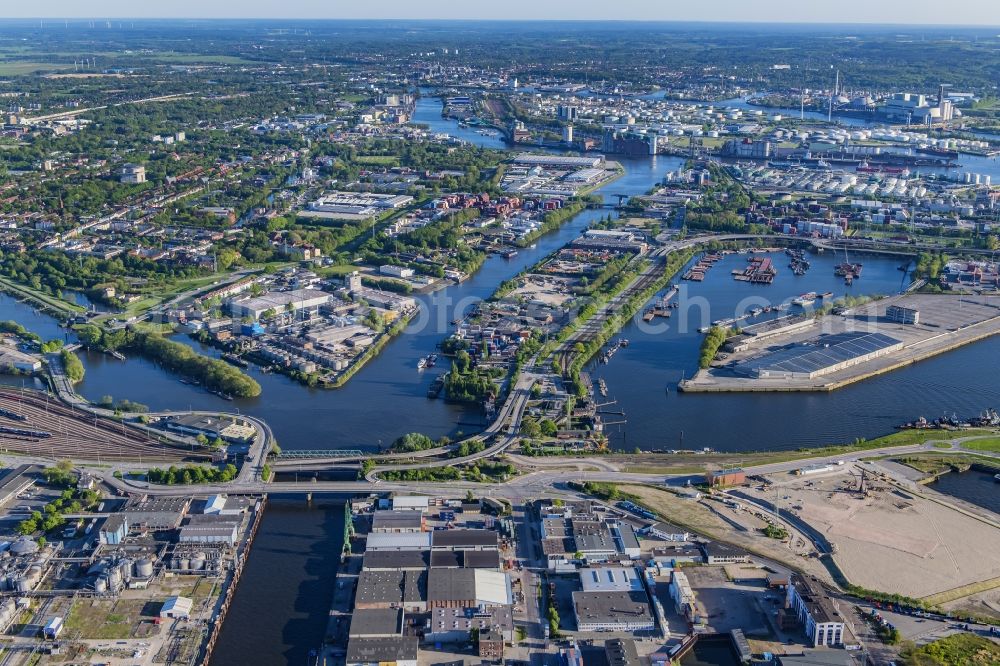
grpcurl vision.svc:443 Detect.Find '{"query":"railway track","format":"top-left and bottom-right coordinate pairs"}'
top-left (555, 260), bottom-right (664, 375)
top-left (0, 387), bottom-right (208, 462)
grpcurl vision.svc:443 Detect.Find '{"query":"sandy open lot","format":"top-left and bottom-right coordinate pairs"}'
top-left (745, 467), bottom-right (1000, 599)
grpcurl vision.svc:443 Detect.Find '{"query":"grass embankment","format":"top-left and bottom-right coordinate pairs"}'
top-left (899, 633), bottom-right (1000, 666)
top-left (0, 276), bottom-right (84, 316)
top-left (895, 452), bottom-right (1000, 476)
top-left (961, 437), bottom-right (1000, 453)
top-left (922, 576), bottom-right (1000, 607)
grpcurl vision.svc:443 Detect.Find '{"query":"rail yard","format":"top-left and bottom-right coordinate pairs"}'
top-left (0, 387), bottom-right (209, 462)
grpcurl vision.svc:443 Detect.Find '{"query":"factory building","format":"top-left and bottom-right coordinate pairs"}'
top-left (371, 510), bottom-right (425, 533)
top-left (705, 468), bottom-right (746, 488)
top-left (426, 605), bottom-right (514, 643)
top-left (354, 569), bottom-right (428, 611)
top-left (228, 288), bottom-right (332, 321)
top-left (160, 596), bottom-right (193, 620)
top-left (426, 568), bottom-right (511, 609)
top-left (345, 636), bottom-right (418, 666)
top-left (366, 532), bottom-right (432, 551)
top-left (572, 590), bottom-right (655, 633)
top-left (578, 567), bottom-right (644, 593)
top-left (99, 515), bottom-right (129, 545)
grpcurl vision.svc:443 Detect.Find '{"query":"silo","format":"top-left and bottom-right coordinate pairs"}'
top-left (94, 577), bottom-right (108, 594)
top-left (191, 553), bottom-right (206, 571)
top-left (135, 559), bottom-right (154, 578)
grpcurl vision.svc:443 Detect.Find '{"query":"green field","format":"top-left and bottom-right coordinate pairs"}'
top-left (961, 437), bottom-right (1000, 453)
top-left (0, 61), bottom-right (75, 75)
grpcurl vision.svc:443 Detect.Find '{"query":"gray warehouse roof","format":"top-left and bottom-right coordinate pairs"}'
top-left (346, 636), bottom-right (418, 663)
top-left (348, 608), bottom-right (404, 637)
top-left (428, 568), bottom-right (476, 603)
top-left (362, 550), bottom-right (429, 571)
top-left (572, 591), bottom-right (653, 626)
top-left (735, 331), bottom-right (901, 377)
top-left (371, 510), bottom-right (423, 531)
top-left (431, 529), bottom-right (498, 550)
top-left (355, 570), bottom-right (427, 606)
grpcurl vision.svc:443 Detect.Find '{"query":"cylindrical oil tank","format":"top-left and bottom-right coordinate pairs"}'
top-left (191, 553), bottom-right (206, 571)
top-left (135, 559), bottom-right (154, 578)
top-left (107, 567), bottom-right (122, 589)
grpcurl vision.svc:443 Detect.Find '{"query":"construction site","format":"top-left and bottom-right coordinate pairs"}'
top-left (734, 462), bottom-right (1000, 601)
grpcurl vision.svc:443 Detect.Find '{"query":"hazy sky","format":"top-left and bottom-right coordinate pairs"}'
top-left (4, 1), bottom-right (1000, 25)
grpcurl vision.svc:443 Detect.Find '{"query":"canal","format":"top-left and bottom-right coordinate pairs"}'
top-left (930, 468), bottom-right (1000, 515)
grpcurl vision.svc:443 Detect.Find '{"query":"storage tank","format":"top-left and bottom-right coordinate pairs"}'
top-left (179, 558), bottom-right (190, 571)
top-left (135, 559), bottom-right (154, 578)
top-left (107, 567), bottom-right (122, 590)
top-left (93, 577), bottom-right (108, 594)
top-left (191, 553), bottom-right (206, 571)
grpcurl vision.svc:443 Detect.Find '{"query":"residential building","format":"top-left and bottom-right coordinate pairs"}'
top-left (121, 163), bottom-right (146, 184)
top-left (478, 629), bottom-right (505, 660)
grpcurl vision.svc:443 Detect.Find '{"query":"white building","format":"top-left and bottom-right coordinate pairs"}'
top-left (121, 163), bottom-right (146, 184)
top-left (380, 265), bottom-right (415, 279)
top-left (229, 288), bottom-right (331, 320)
top-left (786, 575), bottom-right (845, 647)
top-left (160, 596), bottom-right (193, 620)
top-left (578, 567), bottom-right (644, 593)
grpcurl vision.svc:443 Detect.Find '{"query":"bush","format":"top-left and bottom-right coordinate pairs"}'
top-left (61, 348), bottom-right (85, 383)
top-left (698, 326), bottom-right (731, 369)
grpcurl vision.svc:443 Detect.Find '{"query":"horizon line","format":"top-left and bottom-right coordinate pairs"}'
top-left (2, 17), bottom-right (1000, 28)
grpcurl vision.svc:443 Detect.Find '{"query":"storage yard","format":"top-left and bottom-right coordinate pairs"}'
top-left (681, 293), bottom-right (1000, 392)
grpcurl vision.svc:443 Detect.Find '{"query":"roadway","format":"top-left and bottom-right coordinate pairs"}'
top-left (89, 431), bottom-right (1000, 499)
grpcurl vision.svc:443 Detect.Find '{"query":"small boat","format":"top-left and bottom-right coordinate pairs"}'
top-left (995, 473), bottom-right (1000, 482)
top-left (819, 292), bottom-right (834, 299)
top-left (426, 354), bottom-right (438, 368)
top-left (792, 292), bottom-right (817, 307)
top-left (502, 249), bottom-right (518, 259)
top-left (417, 357), bottom-right (427, 370)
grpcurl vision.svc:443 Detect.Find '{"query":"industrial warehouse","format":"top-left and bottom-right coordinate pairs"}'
top-left (681, 293), bottom-right (1000, 392)
top-left (733, 331), bottom-right (904, 379)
